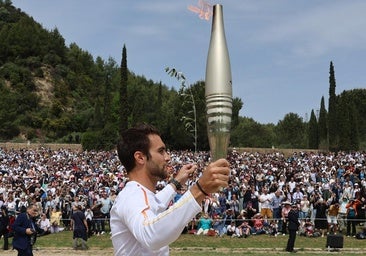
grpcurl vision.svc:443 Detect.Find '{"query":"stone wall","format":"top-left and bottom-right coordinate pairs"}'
top-left (0, 142), bottom-right (82, 151)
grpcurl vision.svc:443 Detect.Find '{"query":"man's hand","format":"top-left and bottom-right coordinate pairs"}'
top-left (175, 163), bottom-right (197, 185)
top-left (196, 159), bottom-right (230, 194)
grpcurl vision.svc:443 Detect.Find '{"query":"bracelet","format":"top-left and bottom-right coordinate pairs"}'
top-left (196, 180), bottom-right (209, 196)
top-left (169, 178), bottom-right (182, 190)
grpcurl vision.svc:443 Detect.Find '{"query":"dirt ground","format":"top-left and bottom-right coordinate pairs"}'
top-left (2, 247), bottom-right (114, 256)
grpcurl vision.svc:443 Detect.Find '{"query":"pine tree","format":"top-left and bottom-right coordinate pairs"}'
top-left (328, 61), bottom-right (338, 151)
top-left (119, 44), bottom-right (128, 136)
top-left (308, 109), bottom-right (319, 149)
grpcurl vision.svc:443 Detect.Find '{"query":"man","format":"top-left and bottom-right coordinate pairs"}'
top-left (70, 205), bottom-right (88, 250)
top-left (97, 191), bottom-right (112, 234)
top-left (258, 187), bottom-right (273, 219)
top-left (110, 124), bottom-right (230, 255)
top-left (12, 204), bottom-right (41, 256)
top-left (286, 203), bottom-right (300, 253)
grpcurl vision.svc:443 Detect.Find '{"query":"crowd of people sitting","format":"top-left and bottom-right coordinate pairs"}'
top-left (0, 147), bottom-right (366, 249)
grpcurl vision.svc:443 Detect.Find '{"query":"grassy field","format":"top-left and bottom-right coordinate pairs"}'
top-left (3, 230), bottom-right (366, 255)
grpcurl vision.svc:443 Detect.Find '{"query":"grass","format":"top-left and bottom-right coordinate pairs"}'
top-left (5, 230), bottom-right (366, 255)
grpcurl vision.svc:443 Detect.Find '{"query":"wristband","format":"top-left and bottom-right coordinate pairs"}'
top-left (169, 178), bottom-right (182, 190)
top-left (196, 180), bottom-right (209, 196)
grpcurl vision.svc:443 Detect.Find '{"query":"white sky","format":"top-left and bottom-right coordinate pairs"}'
top-left (11, 0), bottom-right (366, 124)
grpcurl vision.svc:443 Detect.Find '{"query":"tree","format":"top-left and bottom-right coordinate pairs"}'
top-left (328, 61), bottom-right (338, 151)
top-left (119, 44), bottom-right (128, 135)
top-left (232, 97), bottom-right (243, 129)
top-left (165, 67), bottom-right (198, 152)
top-left (275, 113), bottom-right (306, 148)
top-left (308, 109), bottom-right (318, 149)
top-left (318, 96), bottom-right (327, 150)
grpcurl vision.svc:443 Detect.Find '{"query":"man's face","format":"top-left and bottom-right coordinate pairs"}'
top-left (27, 206), bottom-right (39, 218)
top-left (146, 134), bottom-right (170, 180)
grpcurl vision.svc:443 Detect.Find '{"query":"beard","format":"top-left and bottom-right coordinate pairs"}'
top-left (147, 160), bottom-right (168, 180)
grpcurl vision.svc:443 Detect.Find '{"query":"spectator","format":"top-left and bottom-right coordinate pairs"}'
top-left (314, 198), bottom-right (328, 237)
top-left (97, 191), bottom-right (112, 235)
top-left (327, 203), bottom-right (340, 234)
top-left (37, 213), bottom-right (51, 236)
top-left (70, 205), bottom-right (88, 250)
top-left (195, 213), bottom-right (212, 235)
top-left (346, 198), bottom-right (362, 237)
top-left (226, 220), bottom-right (240, 237)
top-left (49, 207), bottom-right (62, 234)
top-left (258, 187), bottom-right (273, 219)
top-left (0, 205), bottom-right (9, 250)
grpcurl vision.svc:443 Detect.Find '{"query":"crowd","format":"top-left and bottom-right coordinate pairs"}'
top-left (0, 147), bottom-right (366, 250)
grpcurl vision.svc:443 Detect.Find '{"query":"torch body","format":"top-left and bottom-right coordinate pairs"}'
top-left (205, 4), bottom-right (232, 161)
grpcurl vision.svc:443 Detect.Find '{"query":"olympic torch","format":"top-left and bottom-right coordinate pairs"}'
top-left (205, 4), bottom-right (232, 161)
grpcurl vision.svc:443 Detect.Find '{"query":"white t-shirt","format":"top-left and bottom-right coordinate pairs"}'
top-left (110, 181), bottom-right (201, 256)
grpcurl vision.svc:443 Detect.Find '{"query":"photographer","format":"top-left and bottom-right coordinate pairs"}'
top-left (12, 204), bottom-right (42, 256)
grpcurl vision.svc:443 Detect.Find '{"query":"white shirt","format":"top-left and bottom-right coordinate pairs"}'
top-left (110, 181), bottom-right (201, 256)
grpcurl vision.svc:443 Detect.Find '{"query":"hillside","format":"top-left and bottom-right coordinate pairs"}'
top-left (1, 0), bottom-right (366, 152)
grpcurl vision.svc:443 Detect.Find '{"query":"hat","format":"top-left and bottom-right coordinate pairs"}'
top-left (292, 203), bottom-right (298, 207)
top-left (282, 201), bottom-right (292, 205)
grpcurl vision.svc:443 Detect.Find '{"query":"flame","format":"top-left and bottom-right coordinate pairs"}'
top-left (188, 0), bottom-right (212, 20)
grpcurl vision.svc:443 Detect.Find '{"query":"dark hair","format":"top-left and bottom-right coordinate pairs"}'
top-left (117, 123), bottom-right (160, 173)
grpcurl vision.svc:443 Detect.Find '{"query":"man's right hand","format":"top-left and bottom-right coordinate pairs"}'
top-left (191, 159), bottom-right (230, 201)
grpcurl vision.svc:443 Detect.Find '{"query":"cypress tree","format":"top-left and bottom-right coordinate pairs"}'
top-left (328, 61), bottom-right (338, 151)
top-left (119, 44), bottom-right (128, 135)
top-left (308, 109), bottom-right (319, 149)
top-left (318, 96), bottom-right (328, 150)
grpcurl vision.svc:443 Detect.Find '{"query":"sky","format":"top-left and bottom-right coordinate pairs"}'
top-left (11, 0), bottom-right (366, 124)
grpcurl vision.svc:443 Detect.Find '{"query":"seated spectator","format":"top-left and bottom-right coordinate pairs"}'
top-left (226, 220), bottom-right (240, 237)
top-left (37, 213), bottom-right (51, 236)
top-left (195, 213), bottom-right (213, 235)
top-left (238, 220), bottom-right (251, 238)
top-left (212, 214), bottom-right (225, 237)
top-left (50, 207), bottom-right (63, 233)
top-left (302, 218), bottom-right (315, 237)
top-left (251, 213), bottom-right (266, 235)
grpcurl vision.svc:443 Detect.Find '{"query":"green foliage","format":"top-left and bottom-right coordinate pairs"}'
top-left (328, 61), bottom-right (338, 151)
top-left (318, 96), bottom-right (327, 150)
top-left (275, 113), bottom-right (306, 148)
top-left (308, 109), bottom-right (318, 149)
top-left (1, 3), bottom-right (366, 151)
top-left (231, 117), bottom-right (275, 148)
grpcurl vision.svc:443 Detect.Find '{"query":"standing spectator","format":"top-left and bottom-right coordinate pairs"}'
top-left (286, 203), bottom-right (300, 253)
top-left (0, 205), bottom-right (9, 250)
top-left (84, 205), bottom-right (94, 238)
top-left (338, 196), bottom-right (348, 233)
top-left (12, 204), bottom-right (41, 256)
top-left (70, 205), bottom-right (88, 250)
top-left (327, 203), bottom-right (340, 234)
top-left (91, 201), bottom-right (103, 236)
top-left (98, 191), bottom-right (112, 234)
top-left (314, 198), bottom-right (328, 237)
top-left (272, 190), bottom-right (284, 232)
top-left (258, 187), bottom-right (273, 219)
top-left (346, 199), bottom-right (361, 237)
top-left (299, 195), bottom-right (310, 221)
